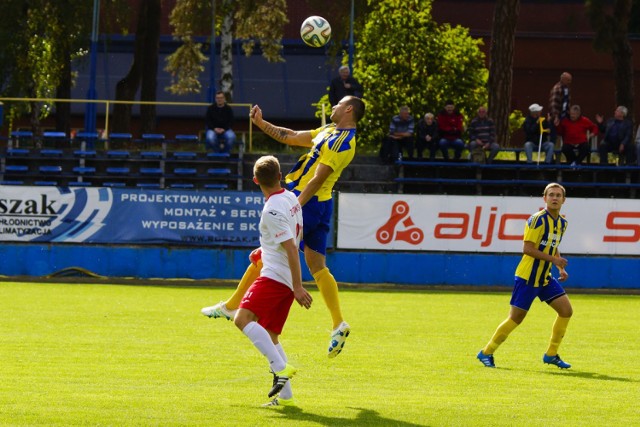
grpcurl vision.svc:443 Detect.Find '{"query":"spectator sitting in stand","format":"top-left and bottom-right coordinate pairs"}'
top-left (554, 105), bottom-right (598, 166)
top-left (467, 106), bottom-right (499, 163)
top-left (436, 100), bottom-right (465, 161)
top-left (595, 106), bottom-right (634, 165)
top-left (328, 65), bottom-right (363, 107)
top-left (205, 91), bottom-right (236, 153)
top-left (415, 113), bottom-right (439, 160)
top-left (380, 105), bottom-right (414, 164)
top-left (523, 103), bottom-right (555, 164)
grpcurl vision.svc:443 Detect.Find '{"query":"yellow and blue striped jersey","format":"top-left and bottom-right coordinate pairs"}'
top-left (515, 209), bottom-right (568, 287)
top-left (285, 124), bottom-right (356, 201)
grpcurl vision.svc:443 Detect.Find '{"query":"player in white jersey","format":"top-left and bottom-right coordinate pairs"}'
top-left (233, 155), bottom-right (313, 407)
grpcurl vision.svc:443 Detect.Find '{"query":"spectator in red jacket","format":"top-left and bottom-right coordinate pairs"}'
top-left (555, 105), bottom-right (598, 166)
top-left (436, 100), bottom-right (465, 161)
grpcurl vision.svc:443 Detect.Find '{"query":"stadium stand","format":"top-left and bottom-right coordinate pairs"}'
top-left (0, 133), bottom-right (243, 190)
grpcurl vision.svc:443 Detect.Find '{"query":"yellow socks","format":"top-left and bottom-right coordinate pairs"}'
top-left (225, 260), bottom-right (262, 310)
top-left (312, 267), bottom-right (343, 329)
top-left (546, 316), bottom-right (570, 356)
top-left (483, 318), bottom-right (519, 355)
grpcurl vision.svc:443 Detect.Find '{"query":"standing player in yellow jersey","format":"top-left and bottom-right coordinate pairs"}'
top-left (477, 182), bottom-right (573, 369)
top-left (202, 95), bottom-right (366, 358)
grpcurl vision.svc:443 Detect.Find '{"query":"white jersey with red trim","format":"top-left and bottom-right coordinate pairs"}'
top-left (259, 189), bottom-right (303, 290)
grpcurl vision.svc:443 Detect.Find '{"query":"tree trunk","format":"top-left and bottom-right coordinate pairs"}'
top-left (219, 2), bottom-right (234, 99)
top-left (487, 0), bottom-right (519, 147)
top-left (140, 0), bottom-right (161, 134)
top-left (611, 0), bottom-right (634, 120)
top-left (55, 47), bottom-right (72, 135)
top-left (112, 0), bottom-right (149, 133)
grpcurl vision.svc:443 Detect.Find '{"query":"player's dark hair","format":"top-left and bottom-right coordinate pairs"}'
top-left (345, 96), bottom-right (366, 122)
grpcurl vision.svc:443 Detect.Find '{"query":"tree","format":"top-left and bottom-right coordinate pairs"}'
top-left (112, 0), bottom-right (161, 134)
top-left (0, 0), bottom-right (128, 134)
top-left (586, 0), bottom-right (635, 120)
top-left (487, 0), bottom-right (519, 147)
top-left (354, 0), bottom-right (488, 149)
top-left (165, 0), bottom-right (288, 100)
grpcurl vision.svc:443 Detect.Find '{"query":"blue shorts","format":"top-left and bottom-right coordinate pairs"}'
top-left (510, 276), bottom-right (566, 311)
top-left (295, 192), bottom-right (333, 256)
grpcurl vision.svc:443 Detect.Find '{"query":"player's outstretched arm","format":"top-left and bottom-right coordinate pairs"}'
top-left (251, 105), bottom-right (313, 148)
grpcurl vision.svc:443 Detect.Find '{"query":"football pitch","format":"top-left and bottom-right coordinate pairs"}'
top-left (1, 281), bottom-right (638, 426)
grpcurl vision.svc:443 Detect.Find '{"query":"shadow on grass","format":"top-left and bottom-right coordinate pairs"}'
top-left (263, 406), bottom-right (429, 426)
top-left (540, 369), bottom-right (635, 383)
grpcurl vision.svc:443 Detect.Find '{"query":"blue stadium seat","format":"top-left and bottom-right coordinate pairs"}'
top-left (207, 168), bottom-right (231, 176)
top-left (10, 131), bottom-right (34, 148)
top-left (103, 182), bottom-right (126, 188)
top-left (75, 131), bottom-right (99, 149)
top-left (136, 183), bottom-right (162, 189)
top-left (6, 148), bottom-right (29, 156)
top-left (173, 168), bottom-right (197, 176)
top-left (40, 149), bottom-right (64, 157)
top-left (139, 167), bottom-right (163, 176)
top-left (107, 150), bottom-right (130, 158)
top-left (42, 131), bottom-right (68, 148)
top-left (173, 151), bottom-right (197, 160)
top-left (108, 133), bottom-right (132, 150)
top-left (206, 152), bottom-right (231, 160)
top-left (73, 166), bottom-right (96, 175)
top-left (175, 134), bottom-right (199, 143)
top-left (141, 134), bottom-right (165, 149)
top-left (5, 165), bottom-right (29, 173)
top-left (34, 181), bottom-right (58, 186)
top-left (73, 150), bottom-right (97, 158)
top-left (140, 151), bottom-right (163, 159)
top-left (0, 180), bottom-right (25, 186)
top-left (169, 183), bottom-right (194, 189)
top-left (39, 165), bottom-right (63, 174)
top-left (204, 183), bottom-right (229, 190)
top-left (68, 181), bottom-right (92, 187)
top-left (106, 167), bottom-right (130, 175)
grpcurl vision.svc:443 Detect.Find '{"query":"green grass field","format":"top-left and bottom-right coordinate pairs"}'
top-left (1, 281), bottom-right (638, 426)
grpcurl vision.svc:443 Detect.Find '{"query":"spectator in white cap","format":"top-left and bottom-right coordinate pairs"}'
top-left (523, 103), bottom-right (555, 164)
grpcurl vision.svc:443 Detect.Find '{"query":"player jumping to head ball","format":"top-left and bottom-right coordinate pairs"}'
top-left (202, 95), bottom-right (366, 359)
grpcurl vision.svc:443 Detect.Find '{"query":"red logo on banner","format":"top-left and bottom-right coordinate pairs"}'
top-left (376, 201), bottom-right (424, 245)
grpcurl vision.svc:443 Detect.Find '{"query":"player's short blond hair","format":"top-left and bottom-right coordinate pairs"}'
top-left (253, 155), bottom-right (281, 187)
top-left (543, 182), bottom-right (566, 197)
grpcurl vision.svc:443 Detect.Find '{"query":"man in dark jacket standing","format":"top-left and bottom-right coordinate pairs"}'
top-left (329, 66), bottom-right (363, 107)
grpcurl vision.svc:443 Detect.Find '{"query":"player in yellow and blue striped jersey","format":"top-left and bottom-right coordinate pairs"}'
top-left (477, 183), bottom-right (573, 369)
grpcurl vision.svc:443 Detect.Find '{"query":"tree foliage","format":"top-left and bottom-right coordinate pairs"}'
top-left (354, 0), bottom-right (488, 149)
top-left (0, 0), bottom-right (128, 132)
top-left (165, 0), bottom-right (288, 97)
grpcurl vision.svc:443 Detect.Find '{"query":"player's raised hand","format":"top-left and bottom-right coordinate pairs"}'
top-left (294, 286), bottom-right (313, 309)
top-left (250, 105), bottom-right (263, 126)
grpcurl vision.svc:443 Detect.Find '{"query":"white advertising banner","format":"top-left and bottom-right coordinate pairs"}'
top-left (337, 193), bottom-right (640, 255)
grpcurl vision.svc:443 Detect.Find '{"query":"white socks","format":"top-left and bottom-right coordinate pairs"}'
top-left (242, 321), bottom-right (285, 372)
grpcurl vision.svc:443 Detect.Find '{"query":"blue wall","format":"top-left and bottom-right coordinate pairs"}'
top-left (1, 244), bottom-right (638, 289)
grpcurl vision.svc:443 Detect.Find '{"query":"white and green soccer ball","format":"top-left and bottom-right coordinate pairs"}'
top-left (300, 16), bottom-right (332, 48)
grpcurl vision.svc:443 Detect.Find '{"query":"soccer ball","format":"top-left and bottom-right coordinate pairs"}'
top-left (300, 16), bottom-right (332, 48)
